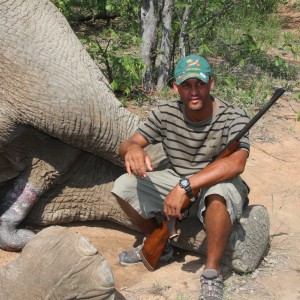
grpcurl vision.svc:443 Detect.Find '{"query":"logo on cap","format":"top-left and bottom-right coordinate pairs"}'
top-left (186, 59), bottom-right (200, 67)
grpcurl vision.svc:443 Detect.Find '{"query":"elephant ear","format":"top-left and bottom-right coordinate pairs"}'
top-left (0, 226), bottom-right (115, 300)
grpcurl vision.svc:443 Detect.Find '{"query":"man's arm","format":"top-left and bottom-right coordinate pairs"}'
top-left (164, 149), bottom-right (248, 220)
top-left (119, 132), bottom-right (152, 177)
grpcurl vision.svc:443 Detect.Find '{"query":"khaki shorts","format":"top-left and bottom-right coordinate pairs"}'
top-left (111, 169), bottom-right (249, 225)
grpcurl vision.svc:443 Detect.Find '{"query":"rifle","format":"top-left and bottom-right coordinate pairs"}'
top-left (140, 87), bottom-right (286, 271)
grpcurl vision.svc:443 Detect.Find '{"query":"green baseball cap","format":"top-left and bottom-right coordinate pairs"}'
top-left (174, 54), bottom-right (212, 84)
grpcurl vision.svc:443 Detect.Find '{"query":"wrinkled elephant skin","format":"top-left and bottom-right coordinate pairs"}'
top-left (0, 226), bottom-right (115, 300)
top-left (0, 0), bottom-right (164, 251)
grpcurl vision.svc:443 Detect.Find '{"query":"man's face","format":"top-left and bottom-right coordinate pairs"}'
top-left (173, 78), bottom-right (214, 112)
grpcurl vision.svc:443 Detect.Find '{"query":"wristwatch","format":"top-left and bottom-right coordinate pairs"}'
top-left (179, 178), bottom-right (196, 202)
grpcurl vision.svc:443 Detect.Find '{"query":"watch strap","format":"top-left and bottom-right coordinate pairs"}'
top-left (179, 178), bottom-right (197, 202)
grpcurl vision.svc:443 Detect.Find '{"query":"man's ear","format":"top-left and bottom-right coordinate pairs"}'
top-left (209, 77), bottom-right (215, 90)
top-left (173, 82), bottom-right (179, 93)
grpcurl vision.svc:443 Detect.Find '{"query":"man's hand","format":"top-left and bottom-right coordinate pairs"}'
top-left (163, 149), bottom-right (249, 220)
top-left (119, 132), bottom-right (152, 178)
top-left (163, 185), bottom-right (186, 220)
top-left (124, 144), bottom-right (153, 177)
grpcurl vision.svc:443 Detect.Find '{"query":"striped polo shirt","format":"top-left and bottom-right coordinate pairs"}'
top-left (138, 98), bottom-right (250, 177)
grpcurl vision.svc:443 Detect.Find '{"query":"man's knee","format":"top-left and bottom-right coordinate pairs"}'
top-left (205, 194), bottom-right (227, 207)
top-left (202, 194), bottom-right (231, 226)
top-left (111, 173), bottom-right (138, 203)
top-left (113, 173), bottom-right (136, 191)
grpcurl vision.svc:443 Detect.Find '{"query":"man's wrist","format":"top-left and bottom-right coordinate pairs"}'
top-left (178, 178), bottom-right (196, 202)
top-left (125, 143), bottom-right (140, 155)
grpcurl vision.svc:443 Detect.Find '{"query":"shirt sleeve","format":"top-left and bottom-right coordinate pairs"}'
top-left (137, 106), bottom-right (163, 144)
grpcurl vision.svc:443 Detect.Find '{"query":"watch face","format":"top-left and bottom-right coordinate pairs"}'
top-left (180, 179), bottom-right (189, 187)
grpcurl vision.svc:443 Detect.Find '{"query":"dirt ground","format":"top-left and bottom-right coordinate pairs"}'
top-left (1, 4), bottom-right (300, 300)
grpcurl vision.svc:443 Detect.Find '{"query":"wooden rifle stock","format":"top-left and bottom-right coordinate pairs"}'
top-left (140, 88), bottom-right (286, 271)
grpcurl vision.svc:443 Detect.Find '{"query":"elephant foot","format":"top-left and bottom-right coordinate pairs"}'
top-left (0, 222), bottom-right (35, 251)
top-left (0, 179), bottom-right (39, 251)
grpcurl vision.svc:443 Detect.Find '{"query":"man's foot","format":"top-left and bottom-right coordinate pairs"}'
top-left (200, 268), bottom-right (224, 300)
top-left (118, 240), bottom-right (173, 266)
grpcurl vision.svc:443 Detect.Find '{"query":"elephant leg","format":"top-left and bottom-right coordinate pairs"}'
top-left (0, 178), bottom-right (38, 251)
top-left (0, 141), bottom-right (81, 251)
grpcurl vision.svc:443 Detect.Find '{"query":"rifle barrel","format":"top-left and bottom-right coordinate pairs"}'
top-left (234, 88), bottom-right (286, 142)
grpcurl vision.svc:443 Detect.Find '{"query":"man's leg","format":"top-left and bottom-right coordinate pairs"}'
top-left (198, 178), bottom-right (248, 299)
top-left (204, 194), bottom-right (232, 274)
top-left (112, 174), bottom-right (167, 266)
top-left (115, 194), bottom-right (174, 265)
top-left (112, 170), bottom-right (180, 266)
top-left (115, 195), bottom-right (158, 236)
top-left (199, 194), bottom-right (232, 299)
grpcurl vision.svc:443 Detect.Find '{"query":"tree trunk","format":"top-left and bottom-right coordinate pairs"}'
top-left (140, 0), bottom-right (161, 91)
top-left (156, 0), bottom-right (173, 89)
top-left (179, 5), bottom-right (191, 58)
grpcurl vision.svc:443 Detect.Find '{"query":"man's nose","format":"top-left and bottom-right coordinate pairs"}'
top-left (190, 85), bottom-right (199, 95)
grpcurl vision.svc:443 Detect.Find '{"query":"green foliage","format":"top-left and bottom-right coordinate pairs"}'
top-left (209, 5), bottom-right (298, 81)
top-left (77, 28), bottom-right (145, 104)
top-left (53, 0), bottom-right (299, 110)
top-left (52, 0), bottom-right (107, 20)
top-left (214, 72), bottom-right (272, 114)
top-left (109, 54), bottom-right (146, 93)
top-left (294, 93), bottom-right (300, 122)
top-left (294, 93), bottom-right (300, 101)
top-left (281, 31), bottom-right (300, 60)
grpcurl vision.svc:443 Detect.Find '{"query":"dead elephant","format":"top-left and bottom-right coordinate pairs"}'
top-left (0, 0), bottom-right (269, 289)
